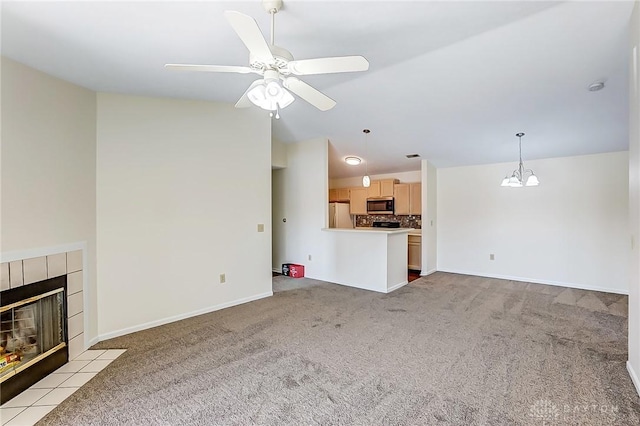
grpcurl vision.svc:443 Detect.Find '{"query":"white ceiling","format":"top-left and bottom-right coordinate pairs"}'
top-left (1, 1), bottom-right (634, 178)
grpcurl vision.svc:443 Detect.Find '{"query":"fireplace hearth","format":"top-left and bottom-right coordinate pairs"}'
top-left (1, 275), bottom-right (68, 404)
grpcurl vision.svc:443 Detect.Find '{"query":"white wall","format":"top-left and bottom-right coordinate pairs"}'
top-left (437, 151), bottom-right (629, 294)
top-left (421, 160), bottom-right (437, 274)
top-left (272, 138), bottom-right (329, 275)
top-left (628, 0), bottom-right (640, 396)
top-left (272, 168), bottom-right (286, 272)
top-left (1, 58), bottom-right (98, 340)
top-left (330, 170), bottom-right (421, 189)
top-left (272, 138), bottom-right (287, 169)
top-left (96, 93), bottom-right (272, 338)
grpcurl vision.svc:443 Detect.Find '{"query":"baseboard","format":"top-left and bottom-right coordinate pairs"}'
top-left (420, 269), bottom-right (437, 276)
top-left (437, 268), bottom-right (628, 295)
top-left (97, 291), bottom-right (273, 342)
top-left (387, 281), bottom-right (408, 293)
top-left (87, 336), bottom-right (100, 347)
top-left (628, 361), bottom-right (640, 397)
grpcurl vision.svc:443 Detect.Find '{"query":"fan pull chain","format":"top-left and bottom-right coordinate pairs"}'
top-left (269, 104), bottom-right (281, 119)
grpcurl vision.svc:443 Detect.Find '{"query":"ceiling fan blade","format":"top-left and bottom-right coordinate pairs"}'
top-left (165, 64), bottom-right (254, 74)
top-left (287, 56), bottom-right (369, 76)
top-left (224, 10), bottom-right (275, 65)
top-left (283, 77), bottom-right (336, 111)
top-left (235, 80), bottom-right (264, 108)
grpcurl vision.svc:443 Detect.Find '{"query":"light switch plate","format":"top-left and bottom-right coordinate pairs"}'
top-left (257, 224), bottom-right (265, 232)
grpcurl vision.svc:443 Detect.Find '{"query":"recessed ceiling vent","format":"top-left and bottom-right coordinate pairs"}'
top-left (406, 154), bottom-right (420, 158)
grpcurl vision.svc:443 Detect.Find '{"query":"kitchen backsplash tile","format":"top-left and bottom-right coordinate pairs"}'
top-left (356, 215), bottom-right (421, 229)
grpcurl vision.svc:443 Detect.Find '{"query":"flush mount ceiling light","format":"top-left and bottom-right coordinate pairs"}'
top-left (588, 81), bottom-right (605, 92)
top-left (500, 132), bottom-right (539, 188)
top-left (362, 129), bottom-right (371, 188)
top-left (345, 156), bottom-right (362, 166)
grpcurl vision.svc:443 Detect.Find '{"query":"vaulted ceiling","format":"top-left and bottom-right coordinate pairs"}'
top-left (1, 1), bottom-right (634, 178)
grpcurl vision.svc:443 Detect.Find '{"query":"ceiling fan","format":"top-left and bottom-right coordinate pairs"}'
top-left (165, 0), bottom-right (369, 118)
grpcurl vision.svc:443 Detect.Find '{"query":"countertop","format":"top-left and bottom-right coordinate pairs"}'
top-left (322, 227), bottom-right (414, 235)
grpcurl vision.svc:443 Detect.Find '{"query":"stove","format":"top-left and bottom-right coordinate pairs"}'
top-left (372, 221), bottom-right (401, 228)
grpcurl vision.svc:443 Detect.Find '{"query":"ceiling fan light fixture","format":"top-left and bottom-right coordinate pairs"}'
top-left (247, 80), bottom-right (294, 111)
top-left (248, 82), bottom-right (267, 107)
top-left (265, 81), bottom-right (284, 100)
top-left (278, 88), bottom-right (295, 108)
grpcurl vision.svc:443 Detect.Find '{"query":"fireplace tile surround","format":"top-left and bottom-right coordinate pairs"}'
top-left (1, 249), bottom-right (86, 361)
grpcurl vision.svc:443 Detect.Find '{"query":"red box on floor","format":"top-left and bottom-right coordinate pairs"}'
top-left (288, 264), bottom-right (305, 278)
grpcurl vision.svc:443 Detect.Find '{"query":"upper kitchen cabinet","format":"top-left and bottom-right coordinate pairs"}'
top-left (368, 179), bottom-right (398, 198)
top-left (394, 184), bottom-right (410, 215)
top-left (380, 179), bottom-right (397, 197)
top-left (409, 183), bottom-right (422, 215)
top-left (337, 188), bottom-right (350, 201)
top-left (329, 188), bottom-right (350, 202)
top-left (349, 187), bottom-right (368, 215)
top-left (367, 180), bottom-right (381, 198)
top-left (394, 182), bottom-right (421, 215)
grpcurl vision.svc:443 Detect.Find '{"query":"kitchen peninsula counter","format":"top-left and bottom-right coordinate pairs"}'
top-left (320, 227), bottom-right (413, 293)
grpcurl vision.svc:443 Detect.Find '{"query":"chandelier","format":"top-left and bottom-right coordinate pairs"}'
top-left (501, 132), bottom-right (539, 187)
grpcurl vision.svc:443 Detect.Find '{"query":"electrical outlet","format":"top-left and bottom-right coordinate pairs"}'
top-left (489, 254), bottom-right (495, 261)
top-left (308, 254), bottom-right (312, 261)
top-left (257, 224), bottom-right (264, 232)
top-left (219, 273), bottom-right (226, 284)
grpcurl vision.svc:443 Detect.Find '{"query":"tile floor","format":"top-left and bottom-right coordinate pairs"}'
top-left (0, 349), bottom-right (126, 426)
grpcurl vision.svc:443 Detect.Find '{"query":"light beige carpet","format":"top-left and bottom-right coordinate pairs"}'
top-left (40, 272), bottom-right (639, 425)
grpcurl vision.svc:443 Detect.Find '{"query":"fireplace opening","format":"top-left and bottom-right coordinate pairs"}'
top-left (1, 275), bottom-right (68, 404)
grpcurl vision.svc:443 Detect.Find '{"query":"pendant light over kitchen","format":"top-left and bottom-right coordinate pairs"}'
top-left (362, 129), bottom-right (371, 188)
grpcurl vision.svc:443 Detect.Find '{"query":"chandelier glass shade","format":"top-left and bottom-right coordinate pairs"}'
top-left (501, 132), bottom-right (539, 188)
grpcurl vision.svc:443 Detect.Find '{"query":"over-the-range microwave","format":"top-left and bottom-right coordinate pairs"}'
top-left (367, 197), bottom-right (394, 215)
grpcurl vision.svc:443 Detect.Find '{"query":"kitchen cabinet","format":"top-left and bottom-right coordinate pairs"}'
top-left (393, 184), bottom-right (410, 215)
top-left (408, 234), bottom-right (421, 270)
top-left (367, 181), bottom-right (381, 198)
top-left (349, 187), bottom-right (368, 215)
top-left (380, 179), bottom-right (397, 197)
top-left (394, 182), bottom-right (421, 215)
top-left (329, 188), bottom-right (351, 202)
top-left (368, 179), bottom-right (398, 198)
top-left (409, 183), bottom-right (422, 215)
top-left (337, 188), bottom-right (350, 201)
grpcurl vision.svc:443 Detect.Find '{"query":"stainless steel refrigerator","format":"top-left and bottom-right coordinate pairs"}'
top-left (329, 203), bottom-right (353, 228)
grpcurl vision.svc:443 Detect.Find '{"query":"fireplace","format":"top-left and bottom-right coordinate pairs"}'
top-left (0, 275), bottom-right (68, 404)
